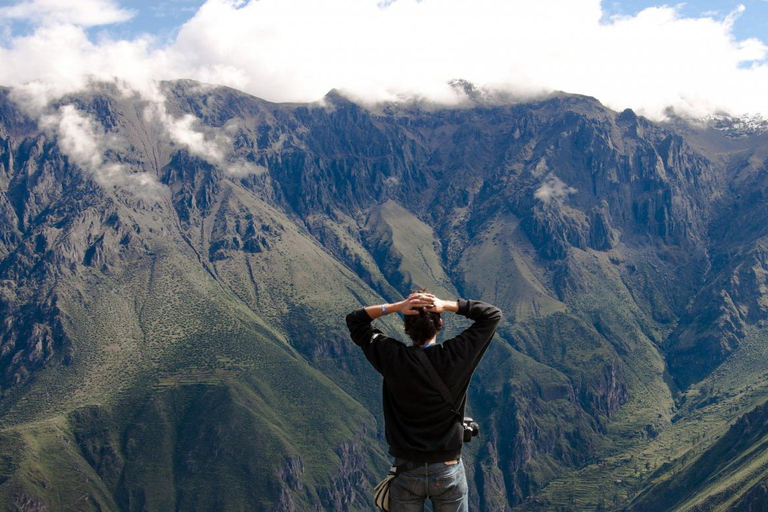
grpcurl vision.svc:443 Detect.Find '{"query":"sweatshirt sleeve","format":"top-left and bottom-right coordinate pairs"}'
top-left (444, 299), bottom-right (502, 366)
top-left (345, 308), bottom-right (389, 374)
top-left (346, 308), bottom-right (375, 347)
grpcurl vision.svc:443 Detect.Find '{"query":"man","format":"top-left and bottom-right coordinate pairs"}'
top-left (346, 290), bottom-right (502, 511)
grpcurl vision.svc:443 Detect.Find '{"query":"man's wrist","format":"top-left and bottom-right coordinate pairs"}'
top-left (364, 302), bottom-right (397, 320)
top-left (443, 300), bottom-right (459, 313)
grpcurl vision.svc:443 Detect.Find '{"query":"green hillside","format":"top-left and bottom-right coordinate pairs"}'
top-left (3, 81), bottom-right (768, 510)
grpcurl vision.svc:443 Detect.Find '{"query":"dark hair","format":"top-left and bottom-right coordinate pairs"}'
top-left (403, 288), bottom-right (442, 346)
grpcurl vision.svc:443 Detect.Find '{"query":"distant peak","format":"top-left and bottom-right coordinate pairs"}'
top-left (448, 79), bottom-right (482, 101)
top-left (709, 112), bottom-right (768, 139)
top-left (323, 89), bottom-right (355, 106)
top-left (617, 108), bottom-right (638, 123)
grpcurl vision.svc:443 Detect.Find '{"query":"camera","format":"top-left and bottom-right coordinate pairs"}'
top-left (463, 417), bottom-right (479, 443)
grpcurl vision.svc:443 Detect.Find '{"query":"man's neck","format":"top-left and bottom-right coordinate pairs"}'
top-left (422, 337), bottom-right (437, 348)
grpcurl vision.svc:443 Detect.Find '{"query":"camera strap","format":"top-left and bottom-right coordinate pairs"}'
top-left (412, 346), bottom-right (462, 418)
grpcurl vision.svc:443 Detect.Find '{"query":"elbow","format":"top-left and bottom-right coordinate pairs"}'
top-left (490, 307), bottom-right (503, 326)
top-left (346, 309), bottom-right (364, 328)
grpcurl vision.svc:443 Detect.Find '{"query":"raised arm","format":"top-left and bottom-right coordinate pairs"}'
top-left (345, 293), bottom-right (436, 374)
top-left (345, 293), bottom-right (435, 347)
top-left (440, 298), bottom-right (502, 363)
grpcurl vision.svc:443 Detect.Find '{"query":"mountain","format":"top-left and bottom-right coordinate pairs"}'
top-left (709, 113), bottom-right (768, 139)
top-left (2, 79), bottom-right (768, 510)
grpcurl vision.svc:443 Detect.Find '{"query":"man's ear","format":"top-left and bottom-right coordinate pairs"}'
top-left (438, 317), bottom-right (443, 329)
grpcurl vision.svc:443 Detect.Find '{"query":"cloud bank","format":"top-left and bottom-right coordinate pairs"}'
top-left (38, 97), bottom-right (264, 203)
top-left (1, 0), bottom-right (767, 122)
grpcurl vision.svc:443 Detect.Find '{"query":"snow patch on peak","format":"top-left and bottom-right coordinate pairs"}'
top-left (709, 113), bottom-right (768, 138)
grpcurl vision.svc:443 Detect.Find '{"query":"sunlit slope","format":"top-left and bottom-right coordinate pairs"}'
top-left (171, 178), bottom-right (402, 409)
top-left (451, 212), bottom-right (671, 507)
top-left (363, 199), bottom-right (457, 297)
top-left (455, 213), bottom-right (565, 322)
top-left (0, 223), bottom-right (386, 510)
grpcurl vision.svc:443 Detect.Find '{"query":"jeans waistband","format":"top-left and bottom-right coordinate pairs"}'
top-left (394, 457), bottom-right (460, 467)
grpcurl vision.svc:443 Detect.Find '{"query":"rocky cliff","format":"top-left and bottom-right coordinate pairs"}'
top-left (0, 80), bottom-right (767, 510)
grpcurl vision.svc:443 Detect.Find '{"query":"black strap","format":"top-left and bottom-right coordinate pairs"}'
top-left (391, 460), bottom-right (419, 476)
top-left (412, 347), bottom-right (462, 417)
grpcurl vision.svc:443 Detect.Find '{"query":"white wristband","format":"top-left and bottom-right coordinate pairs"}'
top-left (381, 305), bottom-right (387, 315)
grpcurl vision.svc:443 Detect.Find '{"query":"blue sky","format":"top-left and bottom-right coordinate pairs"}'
top-left (0, 0), bottom-right (206, 44)
top-left (103, 0), bottom-right (204, 42)
top-left (604, 1), bottom-right (768, 42)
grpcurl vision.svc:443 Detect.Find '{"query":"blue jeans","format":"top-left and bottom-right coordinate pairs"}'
top-left (389, 459), bottom-right (469, 512)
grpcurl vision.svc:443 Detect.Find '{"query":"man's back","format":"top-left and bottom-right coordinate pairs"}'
top-left (346, 299), bottom-right (502, 463)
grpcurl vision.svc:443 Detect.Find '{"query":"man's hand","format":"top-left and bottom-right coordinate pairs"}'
top-left (361, 292), bottom-right (456, 320)
top-left (423, 294), bottom-right (459, 314)
top-left (397, 293), bottom-right (435, 315)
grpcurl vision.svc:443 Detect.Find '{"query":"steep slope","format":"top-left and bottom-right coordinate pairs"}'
top-left (629, 399), bottom-right (768, 511)
top-left (1, 80), bottom-right (767, 510)
top-left (0, 87), bottom-right (390, 511)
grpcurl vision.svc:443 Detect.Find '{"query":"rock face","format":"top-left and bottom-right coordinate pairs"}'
top-left (1, 80), bottom-right (768, 510)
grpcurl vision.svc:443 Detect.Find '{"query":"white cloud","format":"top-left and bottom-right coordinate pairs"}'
top-left (0, 0), bottom-right (134, 27)
top-left (41, 104), bottom-right (166, 198)
top-left (0, 0), bottom-right (767, 124)
top-left (535, 175), bottom-right (577, 203)
top-left (164, 0), bottom-right (768, 119)
top-left (3, 24), bottom-right (169, 115)
top-left (139, 99), bottom-right (262, 176)
top-left (154, 109), bottom-right (227, 163)
top-left (226, 161), bottom-right (267, 176)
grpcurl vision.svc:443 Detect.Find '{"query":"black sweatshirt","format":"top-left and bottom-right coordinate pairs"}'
top-left (345, 300), bottom-right (502, 463)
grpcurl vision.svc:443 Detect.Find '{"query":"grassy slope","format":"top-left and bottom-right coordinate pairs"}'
top-left (0, 185), bottom-right (392, 509)
top-left (509, 244), bottom-right (681, 510)
top-left (364, 199), bottom-right (458, 298)
top-left (514, 325), bottom-right (768, 511)
top-left (455, 214), bottom-right (566, 322)
top-left (624, 328), bottom-right (768, 511)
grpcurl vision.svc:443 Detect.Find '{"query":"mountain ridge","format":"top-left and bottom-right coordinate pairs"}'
top-left (1, 80), bottom-right (768, 510)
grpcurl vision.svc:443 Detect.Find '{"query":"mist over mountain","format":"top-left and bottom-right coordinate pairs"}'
top-left (2, 80), bottom-right (768, 510)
